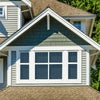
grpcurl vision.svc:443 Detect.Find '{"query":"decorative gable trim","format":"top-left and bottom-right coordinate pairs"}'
top-left (0, 8), bottom-right (100, 50)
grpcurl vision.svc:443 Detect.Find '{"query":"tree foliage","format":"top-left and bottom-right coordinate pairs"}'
top-left (57, 0), bottom-right (100, 91)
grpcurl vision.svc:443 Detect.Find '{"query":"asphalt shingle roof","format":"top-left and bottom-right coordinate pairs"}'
top-left (0, 86), bottom-right (100, 100)
top-left (31, 0), bottom-right (94, 16)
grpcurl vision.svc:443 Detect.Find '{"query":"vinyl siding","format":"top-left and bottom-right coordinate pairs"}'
top-left (9, 16), bottom-right (89, 46)
top-left (11, 50), bottom-right (87, 86)
top-left (0, 6), bottom-right (18, 37)
top-left (0, 57), bottom-right (7, 90)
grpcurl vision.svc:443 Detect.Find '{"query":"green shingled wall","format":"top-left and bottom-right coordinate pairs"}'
top-left (9, 16), bottom-right (89, 46)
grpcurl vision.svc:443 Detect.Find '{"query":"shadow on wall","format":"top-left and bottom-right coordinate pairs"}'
top-left (0, 21), bottom-right (8, 37)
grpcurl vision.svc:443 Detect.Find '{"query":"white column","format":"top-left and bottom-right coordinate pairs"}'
top-left (86, 50), bottom-right (90, 85)
top-left (7, 51), bottom-right (11, 86)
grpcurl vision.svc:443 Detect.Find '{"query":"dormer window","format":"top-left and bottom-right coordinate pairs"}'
top-left (0, 7), bottom-right (4, 17)
top-left (73, 21), bottom-right (81, 30)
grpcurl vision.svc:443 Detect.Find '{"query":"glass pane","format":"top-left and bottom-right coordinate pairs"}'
top-left (68, 64), bottom-right (77, 79)
top-left (0, 8), bottom-right (2, 12)
top-left (73, 22), bottom-right (81, 30)
top-left (0, 11), bottom-right (2, 14)
top-left (49, 64), bottom-right (62, 79)
top-left (35, 52), bottom-right (48, 63)
top-left (20, 65), bottom-right (29, 79)
top-left (68, 52), bottom-right (77, 62)
top-left (20, 53), bottom-right (29, 63)
top-left (50, 52), bottom-right (62, 63)
top-left (35, 65), bottom-right (48, 79)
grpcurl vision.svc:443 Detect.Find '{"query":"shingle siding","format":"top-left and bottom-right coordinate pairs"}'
top-left (0, 6), bottom-right (18, 37)
top-left (9, 16), bottom-right (89, 46)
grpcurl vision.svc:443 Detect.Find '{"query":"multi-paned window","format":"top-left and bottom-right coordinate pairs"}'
top-left (18, 50), bottom-right (81, 83)
top-left (68, 52), bottom-right (77, 79)
top-left (35, 52), bottom-right (62, 79)
top-left (0, 7), bottom-right (4, 17)
top-left (20, 52), bottom-right (29, 80)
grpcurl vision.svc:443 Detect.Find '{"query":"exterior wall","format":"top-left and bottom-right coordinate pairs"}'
top-left (9, 17), bottom-right (89, 46)
top-left (11, 50), bottom-right (87, 86)
top-left (0, 6), bottom-right (18, 37)
top-left (0, 57), bottom-right (7, 90)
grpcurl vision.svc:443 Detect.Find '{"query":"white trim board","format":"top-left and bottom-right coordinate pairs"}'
top-left (0, 8), bottom-right (100, 51)
top-left (22, 0), bottom-right (31, 7)
top-left (0, 59), bottom-right (3, 83)
top-left (2, 45), bottom-right (96, 51)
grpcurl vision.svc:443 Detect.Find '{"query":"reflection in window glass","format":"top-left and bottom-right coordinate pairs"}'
top-left (68, 64), bottom-right (77, 79)
top-left (20, 53), bottom-right (29, 63)
top-left (35, 65), bottom-right (48, 79)
top-left (50, 52), bottom-right (62, 63)
top-left (73, 22), bottom-right (81, 30)
top-left (49, 64), bottom-right (62, 79)
top-left (20, 65), bottom-right (29, 79)
top-left (68, 52), bottom-right (77, 62)
top-left (35, 52), bottom-right (48, 63)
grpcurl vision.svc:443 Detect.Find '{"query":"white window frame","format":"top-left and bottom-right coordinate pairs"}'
top-left (70, 20), bottom-right (86, 34)
top-left (35, 51), bottom-right (63, 80)
top-left (16, 48), bottom-right (82, 84)
top-left (0, 6), bottom-right (7, 19)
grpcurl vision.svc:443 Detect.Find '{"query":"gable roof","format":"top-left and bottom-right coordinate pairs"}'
top-left (0, 8), bottom-right (100, 50)
top-left (31, 0), bottom-right (94, 16)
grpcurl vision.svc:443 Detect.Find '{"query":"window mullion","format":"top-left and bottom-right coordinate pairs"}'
top-left (48, 52), bottom-right (49, 80)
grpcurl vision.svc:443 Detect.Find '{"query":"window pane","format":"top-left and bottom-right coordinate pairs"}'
top-left (68, 64), bottom-right (77, 79)
top-left (73, 22), bottom-right (81, 30)
top-left (49, 64), bottom-right (62, 79)
top-left (35, 65), bottom-right (48, 79)
top-left (0, 8), bottom-right (3, 12)
top-left (0, 12), bottom-right (2, 14)
top-left (50, 52), bottom-right (62, 63)
top-left (68, 52), bottom-right (77, 62)
top-left (20, 65), bottom-right (29, 79)
top-left (20, 53), bottom-right (29, 63)
top-left (35, 52), bottom-right (48, 63)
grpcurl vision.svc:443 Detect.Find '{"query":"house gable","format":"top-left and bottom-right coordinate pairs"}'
top-left (9, 16), bottom-right (89, 46)
top-left (0, 8), bottom-right (100, 50)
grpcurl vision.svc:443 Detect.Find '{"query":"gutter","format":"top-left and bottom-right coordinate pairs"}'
top-left (63, 15), bottom-right (96, 19)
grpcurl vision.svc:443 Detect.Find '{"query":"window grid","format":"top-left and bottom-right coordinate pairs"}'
top-left (35, 52), bottom-right (62, 80)
top-left (68, 51), bottom-right (78, 79)
top-left (17, 50), bottom-right (81, 83)
top-left (20, 52), bottom-right (29, 80)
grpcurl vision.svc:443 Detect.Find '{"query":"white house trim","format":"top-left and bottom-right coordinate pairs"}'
top-left (16, 48), bottom-right (82, 84)
top-left (0, 8), bottom-right (100, 51)
top-left (0, 59), bottom-right (3, 83)
top-left (18, 5), bottom-right (22, 29)
top-left (22, 0), bottom-right (31, 7)
top-left (3, 46), bottom-right (90, 51)
top-left (7, 51), bottom-right (11, 86)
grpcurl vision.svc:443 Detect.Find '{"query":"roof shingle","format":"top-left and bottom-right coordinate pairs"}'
top-left (0, 86), bottom-right (100, 100)
top-left (31, 0), bottom-right (94, 16)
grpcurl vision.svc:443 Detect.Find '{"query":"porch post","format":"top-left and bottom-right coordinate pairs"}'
top-left (7, 51), bottom-right (11, 86)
